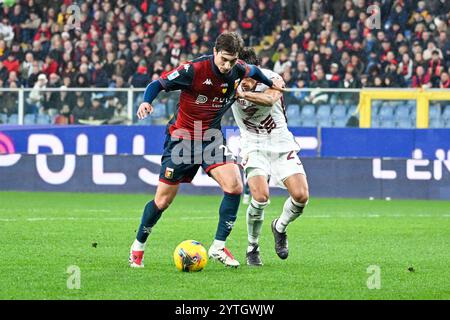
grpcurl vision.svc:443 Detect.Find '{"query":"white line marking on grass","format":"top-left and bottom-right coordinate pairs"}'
top-left (304, 215), bottom-right (331, 218)
top-left (179, 217), bottom-right (216, 220)
top-left (1, 214), bottom-right (449, 223)
top-left (22, 217), bottom-right (136, 222)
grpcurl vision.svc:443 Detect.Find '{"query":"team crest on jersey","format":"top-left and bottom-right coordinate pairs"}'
top-left (165, 167), bottom-right (174, 179)
top-left (221, 83), bottom-right (228, 94)
top-left (195, 95), bottom-right (208, 104)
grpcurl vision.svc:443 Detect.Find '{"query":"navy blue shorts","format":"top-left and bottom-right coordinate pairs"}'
top-left (159, 134), bottom-right (237, 185)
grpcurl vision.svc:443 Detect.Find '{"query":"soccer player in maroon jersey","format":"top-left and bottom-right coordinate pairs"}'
top-left (129, 32), bottom-right (284, 268)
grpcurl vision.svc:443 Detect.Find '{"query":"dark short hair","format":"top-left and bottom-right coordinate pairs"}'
top-left (215, 32), bottom-right (244, 56)
top-left (239, 47), bottom-right (260, 65)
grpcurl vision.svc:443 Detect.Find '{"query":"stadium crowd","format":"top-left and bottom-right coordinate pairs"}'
top-left (0, 0), bottom-right (449, 124)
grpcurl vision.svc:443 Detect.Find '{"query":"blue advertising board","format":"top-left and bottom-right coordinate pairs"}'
top-left (0, 155), bottom-right (449, 200)
top-left (0, 125), bottom-right (320, 157)
top-left (0, 125), bottom-right (449, 160)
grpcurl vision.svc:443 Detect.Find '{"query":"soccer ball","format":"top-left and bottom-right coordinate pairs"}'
top-left (173, 240), bottom-right (208, 272)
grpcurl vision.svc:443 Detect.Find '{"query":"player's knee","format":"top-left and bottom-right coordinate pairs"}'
top-left (291, 187), bottom-right (309, 204)
top-left (154, 195), bottom-right (173, 210)
top-left (222, 179), bottom-right (243, 195)
top-left (252, 192), bottom-right (269, 203)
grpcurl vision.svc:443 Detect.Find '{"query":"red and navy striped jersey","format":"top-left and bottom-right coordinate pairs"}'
top-left (159, 55), bottom-right (250, 139)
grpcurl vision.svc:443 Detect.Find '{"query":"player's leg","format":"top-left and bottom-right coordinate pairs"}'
top-left (271, 173), bottom-right (309, 259)
top-left (277, 173), bottom-right (309, 232)
top-left (242, 181), bottom-right (251, 204)
top-left (270, 151), bottom-right (309, 259)
top-left (245, 172), bottom-right (270, 266)
top-left (129, 135), bottom-right (192, 268)
top-left (207, 163), bottom-right (243, 267)
top-left (129, 182), bottom-right (179, 268)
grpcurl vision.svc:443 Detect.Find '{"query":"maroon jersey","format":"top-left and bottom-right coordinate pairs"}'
top-left (159, 55), bottom-right (250, 139)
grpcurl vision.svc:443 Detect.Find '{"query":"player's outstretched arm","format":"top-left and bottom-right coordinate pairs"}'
top-left (236, 78), bottom-right (285, 107)
top-left (137, 80), bottom-right (163, 120)
top-left (247, 65), bottom-right (285, 92)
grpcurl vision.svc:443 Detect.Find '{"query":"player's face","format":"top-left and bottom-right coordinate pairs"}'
top-left (214, 48), bottom-right (239, 74)
top-left (241, 78), bottom-right (257, 91)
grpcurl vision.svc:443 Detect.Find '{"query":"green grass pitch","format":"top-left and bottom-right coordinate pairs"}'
top-left (0, 191), bottom-right (449, 300)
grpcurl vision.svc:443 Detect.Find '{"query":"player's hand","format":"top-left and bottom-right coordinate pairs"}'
top-left (137, 102), bottom-right (153, 120)
top-left (271, 78), bottom-right (286, 92)
top-left (235, 86), bottom-right (246, 99)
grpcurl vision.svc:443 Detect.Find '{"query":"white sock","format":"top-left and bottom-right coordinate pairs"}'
top-left (131, 239), bottom-right (146, 251)
top-left (275, 197), bottom-right (307, 233)
top-left (211, 239), bottom-right (226, 250)
top-left (247, 198), bottom-right (269, 246)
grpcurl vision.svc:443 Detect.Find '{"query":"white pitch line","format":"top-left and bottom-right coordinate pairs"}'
top-left (1, 214), bottom-right (449, 223)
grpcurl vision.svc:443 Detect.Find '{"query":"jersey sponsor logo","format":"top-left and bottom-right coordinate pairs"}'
top-left (165, 167), bottom-right (174, 179)
top-left (212, 97), bottom-right (229, 103)
top-left (167, 70), bottom-right (180, 81)
top-left (195, 95), bottom-right (208, 104)
top-left (211, 97), bottom-right (230, 108)
top-left (234, 79), bottom-right (240, 89)
top-left (203, 78), bottom-right (213, 86)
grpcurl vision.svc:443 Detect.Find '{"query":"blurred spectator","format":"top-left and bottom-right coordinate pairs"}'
top-left (2, 81), bottom-right (18, 116)
top-left (41, 73), bottom-right (61, 116)
top-left (0, 0), bottom-right (447, 125)
top-left (289, 78), bottom-right (308, 105)
top-left (3, 53), bottom-right (19, 73)
top-left (130, 62), bottom-right (151, 88)
top-left (273, 52), bottom-right (291, 75)
top-left (105, 96), bottom-right (128, 124)
top-left (0, 60), bottom-right (8, 81)
top-left (54, 104), bottom-right (74, 125)
top-left (71, 96), bottom-right (89, 124)
top-left (439, 72), bottom-right (450, 89)
top-left (26, 73), bottom-right (47, 114)
top-left (306, 67), bottom-right (329, 104)
top-left (0, 18), bottom-right (14, 45)
top-left (87, 94), bottom-right (108, 123)
top-left (92, 61), bottom-right (109, 88)
top-left (326, 63), bottom-right (341, 88)
top-left (398, 53), bottom-right (414, 86)
top-left (428, 50), bottom-right (444, 87)
top-left (412, 66), bottom-right (431, 88)
top-left (19, 9), bottom-right (41, 43)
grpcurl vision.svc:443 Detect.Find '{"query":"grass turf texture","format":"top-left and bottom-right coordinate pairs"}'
top-left (0, 191), bottom-right (449, 300)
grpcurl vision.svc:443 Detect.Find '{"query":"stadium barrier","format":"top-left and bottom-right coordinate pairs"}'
top-left (0, 88), bottom-right (449, 128)
top-left (0, 154), bottom-right (448, 200)
top-left (358, 88), bottom-right (450, 128)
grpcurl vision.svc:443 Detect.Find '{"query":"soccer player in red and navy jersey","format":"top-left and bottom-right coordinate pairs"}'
top-left (129, 32), bottom-right (284, 268)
